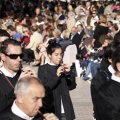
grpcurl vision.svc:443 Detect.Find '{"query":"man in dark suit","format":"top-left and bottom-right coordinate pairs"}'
top-left (69, 26), bottom-right (77, 41)
top-left (72, 24), bottom-right (85, 52)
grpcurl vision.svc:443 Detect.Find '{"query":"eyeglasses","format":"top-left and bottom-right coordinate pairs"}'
top-left (4, 53), bottom-right (23, 59)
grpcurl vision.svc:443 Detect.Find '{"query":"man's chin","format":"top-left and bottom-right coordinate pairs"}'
top-left (14, 67), bottom-right (20, 72)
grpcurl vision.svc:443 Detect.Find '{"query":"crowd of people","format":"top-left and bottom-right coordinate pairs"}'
top-left (0, 0), bottom-right (120, 120)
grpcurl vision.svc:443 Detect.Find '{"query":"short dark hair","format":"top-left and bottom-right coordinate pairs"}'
top-left (113, 24), bottom-right (119, 31)
top-left (114, 30), bottom-right (120, 42)
top-left (31, 25), bottom-right (38, 32)
top-left (108, 21), bottom-right (113, 26)
top-left (7, 25), bottom-right (16, 31)
top-left (0, 39), bottom-right (21, 54)
top-left (104, 41), bottom-right (120, 59)
top-left (112, 46), bottom-right (120, 71)
top-left (77, 24), bottom-right (83, 28)
top-left (0, 29), bottom-right (10, 38)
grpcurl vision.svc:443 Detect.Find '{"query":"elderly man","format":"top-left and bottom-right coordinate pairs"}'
top-left (0, 77), bottom-right (59, 120)
top-left (0, 39), bottom-right (36, 114)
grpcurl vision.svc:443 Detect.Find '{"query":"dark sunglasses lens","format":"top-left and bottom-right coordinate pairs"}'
top-left (9, 54), bottom-right (23, 59)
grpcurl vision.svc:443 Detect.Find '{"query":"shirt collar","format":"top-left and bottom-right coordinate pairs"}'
top-left (111, 73), bottom-right (120, 83)
top-left (11, 100), bottom-right (34, 120)
top-left (0, 66), bottom-right (17, 78)
top-left (48, 62), bottom-right (58, 66)
top-left (108, 65), bottom-right (115, 74)
top-left (78, 31), bottom-right (81, 34)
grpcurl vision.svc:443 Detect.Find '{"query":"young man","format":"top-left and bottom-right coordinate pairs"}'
top-left (0, 39), bottom-right (36, 114)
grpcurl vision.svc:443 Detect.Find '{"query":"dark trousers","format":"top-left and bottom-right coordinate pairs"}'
top-left (61, 113), bottom-right (66, 120)
top-left (23, 49), bottom-right (35, 63)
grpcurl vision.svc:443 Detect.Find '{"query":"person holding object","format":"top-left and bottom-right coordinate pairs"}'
top-left (0, 76), bottom-right (59, 120)
top-left (38, 41), bottom-right (75, 120)
top-left (0, 39), bottom-right (37, 114)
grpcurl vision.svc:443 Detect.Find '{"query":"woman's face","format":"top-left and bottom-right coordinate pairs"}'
top-left (49, 48), bottom-right (62, 65)
top-left (103, 40), bottom-right (109, 47)
top-left (116, 62), bottom-right (120, 72)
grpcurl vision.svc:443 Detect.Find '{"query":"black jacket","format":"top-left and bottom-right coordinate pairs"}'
top-left (38, 64), bottom-right (75, 120)
top-left (72, 30), bottom-right (85, 52)
top-left (0, 70), bottom-right (21, 114)
top-left (0, 108), bottom-right (43, 120)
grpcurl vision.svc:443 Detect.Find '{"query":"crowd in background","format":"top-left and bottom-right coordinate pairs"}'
top-left (0, 0), bottom-right (120, 120)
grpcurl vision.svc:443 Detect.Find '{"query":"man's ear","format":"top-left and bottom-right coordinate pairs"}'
top-left (1, 53), bottom-right (5, 62)
top-left (16, 92), bottom-right (24, 104)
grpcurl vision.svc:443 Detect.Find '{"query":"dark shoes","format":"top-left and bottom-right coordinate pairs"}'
top-left (82, 76), bottom-right (90, 81)
top-left (80, 70), bottom-right (86, 77)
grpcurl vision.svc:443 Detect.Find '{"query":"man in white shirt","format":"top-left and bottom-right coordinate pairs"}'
top-left (0, 76), bottom-right (59, 120)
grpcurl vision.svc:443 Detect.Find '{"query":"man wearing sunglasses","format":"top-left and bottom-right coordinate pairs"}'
top-left (0, 39), bottom-right (36, 114)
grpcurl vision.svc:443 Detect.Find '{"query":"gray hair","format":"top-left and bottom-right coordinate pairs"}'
top-left (53, 29), bottom-right (61, 38)
top-left (75, 7), bottom-right (80, 13)
top-left (14, 77), bottom-right (42, 94)
top-left (85, 27), bottom-right (94, 36)
top-left (68, 11), bottom-right (75, 18)
top-left (62, 29), bottom-right (70, 39)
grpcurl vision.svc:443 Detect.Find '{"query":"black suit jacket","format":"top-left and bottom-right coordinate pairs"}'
top-left (0, 70), bottom-right (21, 114)
top-left (0, 108), bottom-right (43, 120)
top-left (72, 30), bottom-right (85, 51)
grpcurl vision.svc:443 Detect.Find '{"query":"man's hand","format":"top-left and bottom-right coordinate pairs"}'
top-left (18, 67), bottom-right (37, 80)
top-left (43, 113), bottom-right (59, 120)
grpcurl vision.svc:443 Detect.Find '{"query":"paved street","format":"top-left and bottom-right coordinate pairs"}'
top-left (70, 77), bottom-right (93, 120)
top-left (25, 64), bottom-right (93, 120)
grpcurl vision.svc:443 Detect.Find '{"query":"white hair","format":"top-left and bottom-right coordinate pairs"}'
top-left (68, 11), bottom-right (75, 18)
top-left (53, 29), bottom-right (61, 38)
top-left (16, 25), bottom-right (23, 33)
top-left (14, 77), bottom-right (42, 94)
top-left (62, 29), bottom-right (70, 39)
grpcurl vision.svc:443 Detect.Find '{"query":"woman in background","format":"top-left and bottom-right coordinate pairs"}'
top-left (91, 15), bottom-right (109, 48)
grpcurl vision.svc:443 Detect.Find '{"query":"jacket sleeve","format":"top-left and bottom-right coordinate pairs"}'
top-left (38, 66), bottom-right (60, 89)
top-left (0, 90), bottom-right (7, 113)
top-left (0, 89), bottom-right (15, 113)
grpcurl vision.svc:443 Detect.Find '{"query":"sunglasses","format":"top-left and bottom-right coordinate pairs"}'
top-left (4, 53), bottom-right (23, 59)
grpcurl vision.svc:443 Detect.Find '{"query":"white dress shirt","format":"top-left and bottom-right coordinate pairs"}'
top-left (11, 101), bottom-right (34, 120)
top-left (0, 66), bottom-right (17, 78)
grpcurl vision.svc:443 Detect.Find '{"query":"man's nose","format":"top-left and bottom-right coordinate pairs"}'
top-left (17, 56), bottom-right (22, 61)
top-left (37, 99), bottom-right (43, 107)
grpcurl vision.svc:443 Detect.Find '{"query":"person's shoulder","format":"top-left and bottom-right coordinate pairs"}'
top-left (0, 117), bottom-right (12, 120)
top-left (0, 109), bottom-right (14, 120)
top-left (38, 64), bottom-right (49, 70)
